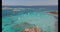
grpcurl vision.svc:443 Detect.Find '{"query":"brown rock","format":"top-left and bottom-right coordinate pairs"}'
top-left (24, 26), bottom-right (42, 32)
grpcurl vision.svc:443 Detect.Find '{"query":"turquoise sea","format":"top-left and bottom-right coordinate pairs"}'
top-left (2, 6), bottom-right (58, 32)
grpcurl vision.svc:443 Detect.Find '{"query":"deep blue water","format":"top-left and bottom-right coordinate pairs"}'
top-left (2, 6), bottom-right (58, 10)
top-left (2, 6), bottom-right (58, 17)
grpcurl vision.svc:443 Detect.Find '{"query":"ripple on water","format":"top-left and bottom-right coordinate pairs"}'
top-left (2, 12), bottom-right (57, 32)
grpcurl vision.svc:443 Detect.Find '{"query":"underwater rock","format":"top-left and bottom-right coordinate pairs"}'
top-left (11, 22), bottom-right (41, 32)
top-left (24, 26), bottom-right (42, 32)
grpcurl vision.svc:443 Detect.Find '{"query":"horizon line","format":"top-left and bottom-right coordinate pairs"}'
top-left (2, 5), bottom-right (58, 6)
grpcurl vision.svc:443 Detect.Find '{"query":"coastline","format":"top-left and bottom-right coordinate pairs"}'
top-left (48, 12), bottom-right (58, 16)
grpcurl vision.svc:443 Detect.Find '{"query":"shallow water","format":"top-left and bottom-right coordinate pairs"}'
top-left (2, 11), bottom-right (57, 32)
top-left (2, 7), bottom-right (58, 32)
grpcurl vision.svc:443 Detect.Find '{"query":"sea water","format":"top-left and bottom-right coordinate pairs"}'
top-left (2, 6), bottom-right (58, 32)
